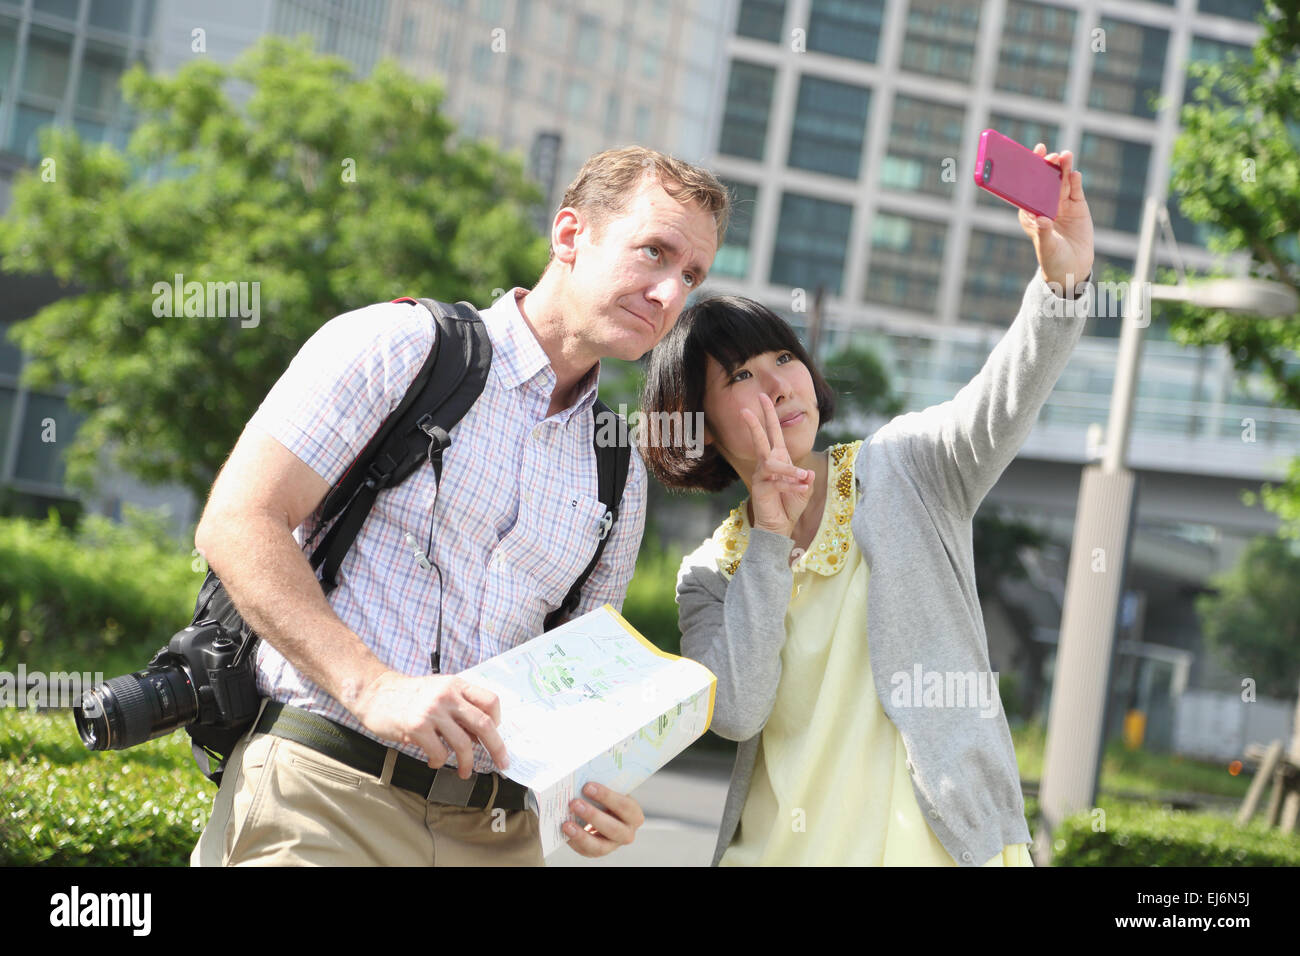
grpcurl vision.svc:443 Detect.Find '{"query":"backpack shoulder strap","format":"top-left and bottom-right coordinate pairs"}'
top-left (309, 298), bottom-right (491, 594)
top-left (543, 398), bottom-right (632, 631)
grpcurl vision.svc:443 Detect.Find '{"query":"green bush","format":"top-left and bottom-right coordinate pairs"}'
top-left (1051, 800), bottom-right (1300, 866)
top-left (0, 508), bottom-right (200, 677)
top-left (1, 710), bottom-right (210, 866)
top-left (621, 544), bottom-right (684, 657)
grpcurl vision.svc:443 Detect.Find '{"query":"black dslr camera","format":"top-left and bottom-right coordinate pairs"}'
top-left (74, 620), bottom-right (259, 752)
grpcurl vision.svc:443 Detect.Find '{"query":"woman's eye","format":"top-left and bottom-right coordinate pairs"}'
top-left (776, 352), bottom-right (793, 364)
top-left (728, 369), bottom-right (751, 384)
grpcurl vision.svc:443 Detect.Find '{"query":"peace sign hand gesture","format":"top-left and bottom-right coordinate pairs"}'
top-left (741, 393), bottom-right (814, 540)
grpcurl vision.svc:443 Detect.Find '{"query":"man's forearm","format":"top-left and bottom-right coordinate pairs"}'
top-left (198, 513), bottom-right (388, 711)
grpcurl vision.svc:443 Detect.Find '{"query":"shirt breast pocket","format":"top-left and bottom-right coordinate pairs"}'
top-left (508, 493), bottom-right (610, 608)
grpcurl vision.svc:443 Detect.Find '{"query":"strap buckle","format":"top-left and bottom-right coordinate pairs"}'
top-left (426, 766), bottom-right (477, 806)
top-left (596, 509), bottom-right (614, 541)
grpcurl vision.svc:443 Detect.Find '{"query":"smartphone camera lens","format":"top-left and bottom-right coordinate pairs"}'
top-left (983, 159), bottom-right (992, 181)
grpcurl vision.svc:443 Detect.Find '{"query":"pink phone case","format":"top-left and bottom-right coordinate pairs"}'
top-left (974, 129), bottom-right (1062, 220)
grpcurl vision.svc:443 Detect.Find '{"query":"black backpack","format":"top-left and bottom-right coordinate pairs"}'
top-left (187, 297), bottom-right (631, 781)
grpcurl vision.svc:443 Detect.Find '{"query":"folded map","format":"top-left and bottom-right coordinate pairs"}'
top-left (458, 604), bottom-right (717, 857)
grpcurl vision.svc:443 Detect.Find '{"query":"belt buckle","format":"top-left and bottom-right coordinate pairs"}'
top-left (426, 767), bottom-right (477, 807)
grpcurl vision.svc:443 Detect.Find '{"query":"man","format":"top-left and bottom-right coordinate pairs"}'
top-left (190, 146), bottom-right (728, 866)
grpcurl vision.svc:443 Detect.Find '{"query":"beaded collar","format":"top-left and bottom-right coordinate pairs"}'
top-left (712, 440), bottom-right (863, 579)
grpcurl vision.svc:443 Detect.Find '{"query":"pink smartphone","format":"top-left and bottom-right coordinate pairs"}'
top-left (974, 129), bottom-right (1062, 220)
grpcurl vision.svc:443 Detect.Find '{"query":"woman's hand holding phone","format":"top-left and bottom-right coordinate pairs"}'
top-left (742, 393), bottom-right (814, 540)
top-left (1018, 143), bottom-right (1095, 296)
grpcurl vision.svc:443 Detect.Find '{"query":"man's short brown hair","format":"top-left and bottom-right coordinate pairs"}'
top-left (552, 146), bottom-right (730, 253)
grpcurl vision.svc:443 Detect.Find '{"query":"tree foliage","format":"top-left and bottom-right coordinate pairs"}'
top-left (1167, 0), bottom-right (1300, 535)
top-left (0, 37), bottom-right (549, 499)
top-left (1195, 534), bottom-right (1300, 698)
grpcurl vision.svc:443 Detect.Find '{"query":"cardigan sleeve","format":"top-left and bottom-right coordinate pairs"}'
top-left (676, 528), bottom-right (795, 741)
top-left (889, 268), bottom-right (1092, 521)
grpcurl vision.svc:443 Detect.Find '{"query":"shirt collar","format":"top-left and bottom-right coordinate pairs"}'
top-left (479, 287), bottom-right (602, 421)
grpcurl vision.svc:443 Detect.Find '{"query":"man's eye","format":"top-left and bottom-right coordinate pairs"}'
top-left (684, 273), bottom-right (697, 287)
top-left (643, 246), bottom-right (661, 259)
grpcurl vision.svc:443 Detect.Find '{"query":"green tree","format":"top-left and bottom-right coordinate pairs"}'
top-left (1195, 534), bottom-right (1300, 698)
top-left (819, 343), bottom-right (905, 445)
top-left (1166, 0), bottom-right (1300, 534)
top-left (0, 37), bottom-right (548, 500)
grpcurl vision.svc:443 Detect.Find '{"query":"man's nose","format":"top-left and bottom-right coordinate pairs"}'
top-left (646, 274), bottom-right (685, 310)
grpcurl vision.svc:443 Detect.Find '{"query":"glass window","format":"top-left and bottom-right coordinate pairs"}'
top-left (736, 0), bottom-right (785, 44)
top-left (34, 0), bottom-right (80, 21)
top-left (0, 321), bottom-right (22, 376)
top-left (1083, 252), bottom-right (1136, 339)
top-left (516, 0), bottom-right (532, 32)
top-left (1183, 35), bottom-right (1251, 108)
top-left (1197, 0), bottom-right (1266, 21)
top-left (566, 79), bottom-right (588, 119)
top-left (1, 18), bottom-right (17, 98)
top-left (641, 41), bottom-right (661, 80)
top-left (718, 60), bottom-right (775, 160)
top-left (901, 0), bottom-right (981, 83)
top-left (807, 0), bottom-right (885, 62)
top-left (770, 191), bottom-right (853, 295)
top-left (13, 392), bottom-right (82, 487)
top-left (1088, 17), bottom-right (1168, 119)
top-left (576, 13), bottom-right (600, 62)
top-left (787, 75), bottom-right (870, 179)
top-left (880, 94), bottom-right (964, 198)
top-left (1079, 132), bottom-right (1151, 233)
top-left (0, 386), bottom-right (15, 474)
top-left (634, 104), bottom-right (650, 142)
top-left (89, 0), bottom-right (136, 33)
top-left (22, 26), bottom-right (73, 100)
top-left (978, 114), bottom-right (1060, 208)
top-left (471, 43), bottom-right (492, 80)
top-left (480, 0), bottom-right (505, 20)
top-left (962, 230), bottom-right (1039, 325)
top-left (76, 40), bottom-right (126, 115)
top-left (11, 104), bottom-right (56, 160)
top-left (506, 56), bottom-right (525, 90)
top-left (864, 213), bottom-right (947, 313)
top-left (995, 1), bottom-right (1075, 101)
top-left (714, 179), bottom-right (758, 279)
top-left (603, 91), bottom-right (619, 134)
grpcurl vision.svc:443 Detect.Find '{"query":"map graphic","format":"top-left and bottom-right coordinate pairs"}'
top-left (459, 605), bottom-right (716, 856)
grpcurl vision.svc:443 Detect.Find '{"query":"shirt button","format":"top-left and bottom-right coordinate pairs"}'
top-left (928, 809), bottom-right (939, 819)
top-left (961, 851), bottom-right (974, 863)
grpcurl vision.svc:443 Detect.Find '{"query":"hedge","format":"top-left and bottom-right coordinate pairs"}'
top-left (0, 509), bottom-right (200, 678)
top-left (1, 710), bottom-right (210, 867)
top-left (1048, 799), bottom-right (1300, 866)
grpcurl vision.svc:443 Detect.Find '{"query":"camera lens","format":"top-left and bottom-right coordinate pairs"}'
top-left (74, 667), bottom-right (198, 751)
top-left (984, 159), bottom-right (992, 181)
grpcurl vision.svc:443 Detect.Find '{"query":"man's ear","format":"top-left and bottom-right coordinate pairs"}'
top-left (551, 206), bottom-right (583, 266)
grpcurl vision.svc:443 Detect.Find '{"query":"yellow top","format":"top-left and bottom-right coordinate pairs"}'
top-left (716, 442), bottom-right (1032, 866)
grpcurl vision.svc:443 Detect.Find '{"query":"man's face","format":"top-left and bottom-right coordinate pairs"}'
top-left (560, 178), bottom-right (719, 361)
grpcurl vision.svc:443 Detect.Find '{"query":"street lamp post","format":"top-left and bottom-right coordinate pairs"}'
top-left (1034, 196), bottom-right (1299, 864)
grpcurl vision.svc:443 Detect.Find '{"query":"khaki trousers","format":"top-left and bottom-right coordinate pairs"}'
top-left (190, 728), bottom-right (544, 867)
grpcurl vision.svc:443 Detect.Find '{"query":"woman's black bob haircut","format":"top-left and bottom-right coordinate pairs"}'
top-left (640, 294), bottom-right (836, 492)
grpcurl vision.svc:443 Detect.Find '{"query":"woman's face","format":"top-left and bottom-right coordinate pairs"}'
top-left (702, 348), bottom-right (820, 473)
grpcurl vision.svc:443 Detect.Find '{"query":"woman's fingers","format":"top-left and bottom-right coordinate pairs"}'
top-left (740, 406), bottom-right (772, 462)
top-left (759, 393), bottom-right (789, 458)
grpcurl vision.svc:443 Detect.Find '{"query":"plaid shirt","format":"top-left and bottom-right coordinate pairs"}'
top-left (247, 288), bottom-right (647, 771)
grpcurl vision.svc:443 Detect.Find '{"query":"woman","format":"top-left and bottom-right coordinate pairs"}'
top-left (639, 145), bottom-right (1094, 865)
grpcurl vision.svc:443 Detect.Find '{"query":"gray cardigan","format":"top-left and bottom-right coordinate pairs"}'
top-left (676, 270), bottom-right (1093, 866)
